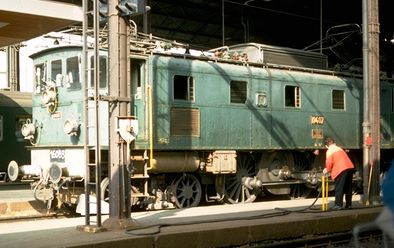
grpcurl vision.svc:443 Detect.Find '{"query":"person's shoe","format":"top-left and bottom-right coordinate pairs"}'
top-left (331, 205), bottom-right (342, 211)
top-left (344, 205), bottom-right (352, 209)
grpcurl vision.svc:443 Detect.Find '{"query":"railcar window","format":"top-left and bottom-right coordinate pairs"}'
top-left (0, 52), bottom-right (6, 88)
top-left (285, 85), bottom-right (301, 108)
top-left (230, 81), bottom-right (247, 104)
top-left (391, 88), bottom-right (394, 113)
top-left (332, 90), bottom-right (345, 110)
top-left (90, 55), bottom-right (108, 89)
top-left (34, 63), bottom-right (45, 94)
top-left (0, 115), bottom-right (2, 142)
top-left (173, 75), bottom-right (194, 101)
top-left (66, 56), bottom-right (80, 89)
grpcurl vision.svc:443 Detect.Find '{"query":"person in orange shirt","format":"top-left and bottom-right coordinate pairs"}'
top-left (323, 137), bottom-right (355, 210)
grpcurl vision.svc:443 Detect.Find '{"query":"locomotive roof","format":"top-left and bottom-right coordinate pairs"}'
top-left (223, 43), bottom-right (328, 70)
top-left (26, 32), bottom-right (392, 81)
top-left (29, 45), bottom-right (83, 60)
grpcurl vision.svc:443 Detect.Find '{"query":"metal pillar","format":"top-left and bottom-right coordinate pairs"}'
top-left (103, 0), bottom-right (138, 230)
top-left (367, 0), bottom-right (380, 204)
top-left (77, 0), bottom-right (104, 233)
top-left (7, 46), bottom-right (19, 91)
top-left (362, 0), bottom-right (380, 205)
top-left (361, 0), bottom-right (370, 205)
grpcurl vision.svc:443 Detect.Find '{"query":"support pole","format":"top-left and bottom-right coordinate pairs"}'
top-left (361, 0), bottom-right (370, 205)
top-left (362, 0), bottom-right (381, 205)
top-left (367, 0), bottom-right (380, 204)
top-left (103, 0), bottom-right (138, 230)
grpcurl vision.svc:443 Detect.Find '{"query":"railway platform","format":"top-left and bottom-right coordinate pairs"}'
top-left (0, 189), bottom-right (384, 248)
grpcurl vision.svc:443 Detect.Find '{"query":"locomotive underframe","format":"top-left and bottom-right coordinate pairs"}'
top-left (9, 145), bottom-right (365, 210)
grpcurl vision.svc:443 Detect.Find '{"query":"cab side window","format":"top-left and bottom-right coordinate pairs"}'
top-left (90, 55), bottom-right (108, 89)
top-left (66, 56), bottom-right (81, 90)
top-left (51, 59), bottom-right (62, 86)
top-left (34, 63), bottom-right (46, 94)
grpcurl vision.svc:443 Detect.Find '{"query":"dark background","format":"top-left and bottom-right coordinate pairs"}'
top-left (61, 0), bottom-right (394, 74)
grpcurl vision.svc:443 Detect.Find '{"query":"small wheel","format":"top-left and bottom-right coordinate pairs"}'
top-left (100, 177), bottom-right (140, 206)
top-left (223, 153), bottom-right (258, 204)
top-left (33, 180), bottom-right (55, 206)
top-left (171, 174), bottom-right (202, 208)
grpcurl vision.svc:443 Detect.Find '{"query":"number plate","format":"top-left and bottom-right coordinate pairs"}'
top-left (50, 149), bottom-right (65, 163)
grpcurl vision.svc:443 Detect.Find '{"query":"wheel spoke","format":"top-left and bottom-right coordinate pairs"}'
top-left (223, 153), bottom-right (258, 204)
top-left (172, 174), bottom-right (202, 208)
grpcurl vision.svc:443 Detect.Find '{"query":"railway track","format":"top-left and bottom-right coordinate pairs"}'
top-left (242, 231), bottom-right (385, 248)
top-left (0, 207), bottom-right (77, 223)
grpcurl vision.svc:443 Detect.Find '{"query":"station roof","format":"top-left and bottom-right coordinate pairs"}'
top-left (0, 0), bottom-right (82, 48)
top-left (0, 1), bottom-right (392, 72)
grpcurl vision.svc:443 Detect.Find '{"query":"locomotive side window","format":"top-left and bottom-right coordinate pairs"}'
top-left (230, 81), bottom-right (247, 104)
top-left (51, 59), bottom-right (62, 86)
top-left (66, 56), bottom-right (81, 90)
top-left (90, 55), bottom-right (108, 89)
top-left (173, 75), bottom-right (194, 101)
top-left (285, 85), bottom-right (300, 108)
top-left (332, 89), bottom-right (345, 110)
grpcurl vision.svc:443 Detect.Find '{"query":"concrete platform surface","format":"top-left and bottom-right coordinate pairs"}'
top-left (0, 195), bottom-right (383, 248)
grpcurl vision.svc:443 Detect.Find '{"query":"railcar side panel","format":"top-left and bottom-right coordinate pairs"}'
top-left (142, 55), bottom-right (366, 151)
top-left (381, 82), bottom-right (394, 148)
top-left (0, 91), bottom-right (31, 173)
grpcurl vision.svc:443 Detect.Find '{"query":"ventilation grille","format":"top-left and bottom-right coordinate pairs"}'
top-left (171, 108), bottom-right (200, 137)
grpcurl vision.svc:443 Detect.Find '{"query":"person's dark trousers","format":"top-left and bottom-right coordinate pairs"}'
top-left (334, 169), bottom-right (353, 208)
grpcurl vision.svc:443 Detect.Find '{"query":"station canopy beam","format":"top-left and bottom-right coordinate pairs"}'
top-left (0, 0), bottom-right (82, 47)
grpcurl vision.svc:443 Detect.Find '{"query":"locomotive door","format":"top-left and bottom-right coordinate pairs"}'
top-left (130, 57), bottom-right (148, 142)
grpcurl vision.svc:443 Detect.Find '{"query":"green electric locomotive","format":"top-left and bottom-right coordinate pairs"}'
top-left (8, 35), bottom-right (394, 210)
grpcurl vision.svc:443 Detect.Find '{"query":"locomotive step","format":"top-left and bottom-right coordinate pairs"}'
top-left (130, 156), bottom-right (148, 162)
top-left (131, 192), bottom-right (150, 197)
top-left (131, 174), bottom-right (150, 179)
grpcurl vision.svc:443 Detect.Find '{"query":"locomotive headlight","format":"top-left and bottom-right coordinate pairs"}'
top-left (21, 123), bottom-right (36, 139)
top-left (48, 164), bottom-right (62, 183)
top-left (64, 119), bottom-right (80, 136)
